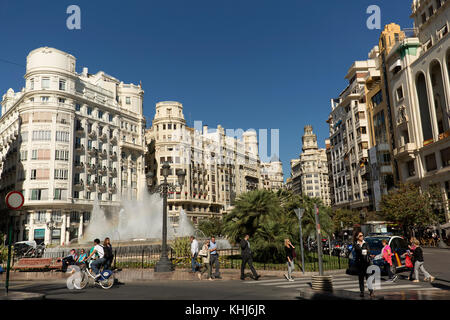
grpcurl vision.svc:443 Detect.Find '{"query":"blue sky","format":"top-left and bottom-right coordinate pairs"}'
top-left (0, 0), bottom-right (413, 179)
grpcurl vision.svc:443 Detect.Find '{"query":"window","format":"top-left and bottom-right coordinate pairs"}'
top-left (98, 110), bottom-right (103, 119)
top-left (56, 131), bottom-right (70, 142)
top-left (32, 130), bottom-right (51, 141)
top-left (58, 98), bottom-right (65, 104)
top-left (55, 150), bottom-right (69, 161)
top-left (41, 96), bottom-right (49, 102)
top-left (407, 160), bottom-right (415, 177)
top-left (21, 131), bottom-right (28, 142)
top-left (59, 79), bottom-right (66, 91)
top-left (87, 107), bottom-right (92, 115)
top-left (425, 153), bottom-right (437, 171)
top-left (126, 97), bottom-right (131, 104)
top-left (54, 189), bottom-right (63, 200)
top-left (109, 114), bottom-right (113, 122)
top-left (41, 78), bottom-right (50, 89)
top-left (20, 150), bottom-right (27, 161)
top-left (30, 79), bottom-right (34, 90)
top-left (396, 87), bottom-right (404, 101)
top-left (30, 189), bottom-right (42, 200)
top-left (30, 169), bottom-right (37, 180)
top-left (421, 13), bottom-right (427, 25)
top-left (75, 104), bottom-right (81, 111)
top-left (54, 169), bottom-right (68, 180)
top-left (441, 147), bottom-right (450, 167)
top-left (428, 6), bottom-right (434, 17)
top-left (371, 90), bottom-right (383, 107)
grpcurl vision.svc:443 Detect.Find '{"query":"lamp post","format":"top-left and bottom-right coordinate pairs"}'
top-left (314, 204), bottom-right (324, 276)
top-left (147, 162), bottom-right (186, 272)
top-left (294, 208), bottom-right (305, 274)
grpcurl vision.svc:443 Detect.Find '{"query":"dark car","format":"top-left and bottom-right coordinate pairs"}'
top-left (346, 236), bottom-right (409, 275)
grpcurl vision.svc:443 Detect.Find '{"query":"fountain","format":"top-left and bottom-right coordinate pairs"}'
top-left (80, 191), bottom-right (197, 244)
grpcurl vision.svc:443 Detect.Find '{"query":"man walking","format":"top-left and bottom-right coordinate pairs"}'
top-left (190, 236), bottom-right (201, 273)
top-left (240, 234), bottom-right (260, 281)
top-left (209, 236), bottom-right (221, 279)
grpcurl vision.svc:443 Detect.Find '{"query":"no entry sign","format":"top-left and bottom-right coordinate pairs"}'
top-left (5, 191), bottom-right (24, 210)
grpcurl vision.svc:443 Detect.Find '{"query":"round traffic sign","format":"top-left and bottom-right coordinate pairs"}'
top-left (5, 191), bottom-right (24, 210)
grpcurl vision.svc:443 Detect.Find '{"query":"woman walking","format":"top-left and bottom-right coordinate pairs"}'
top-left (198, 240), bottom-right (213, 281)
top-left (411, 239), bottom-right (435, 283)
top-left (354, 232), bottom-right (374, 298)
top-left (284, 239), bottom-right (295, 282)
top-left (103, 237), bottom-right (114, 270)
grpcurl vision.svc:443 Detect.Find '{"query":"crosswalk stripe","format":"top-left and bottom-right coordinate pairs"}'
top-left (275, 279), bottom-right (397, 289)
top-left (346, 284), bottom-right (421, 292)
top-left (244, 274), bottom-right (350, 284)
top-left (334, 282), bottom-right (399, 289)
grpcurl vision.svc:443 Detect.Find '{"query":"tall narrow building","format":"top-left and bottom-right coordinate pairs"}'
top-left (290, 126), bottom-right (330, 205)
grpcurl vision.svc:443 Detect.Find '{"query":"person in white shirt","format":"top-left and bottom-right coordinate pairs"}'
top-left (86, 238), bottom-right (105, 279)
top-left (190, 236), bottom-right (201, 273)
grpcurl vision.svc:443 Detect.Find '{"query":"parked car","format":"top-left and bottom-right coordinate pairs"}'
top-left (346, 235), bottom-right (409, 275)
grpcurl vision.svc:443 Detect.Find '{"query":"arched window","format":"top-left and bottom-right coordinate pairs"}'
top-left (416, 73), bottom-right (433, 143)
top-left (430, 61), bottom-right (449, 135)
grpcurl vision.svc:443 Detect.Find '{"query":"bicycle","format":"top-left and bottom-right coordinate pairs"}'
top-left (67, 260), bottom-right (115, 290)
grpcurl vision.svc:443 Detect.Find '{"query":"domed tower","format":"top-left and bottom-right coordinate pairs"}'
top-left (243, 130), bottom-right (258, 157)
top-left (302, 125), bottom-right (318, 152)
top-left (25, 47), bottom-right (77, 92)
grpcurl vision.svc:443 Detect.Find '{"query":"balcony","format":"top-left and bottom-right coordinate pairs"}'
top-left (110, 136), bottom-right (118, 144)
top-left (109, 168), bottom-right (117, 177)
top-left (109, 183), bottom-right (117, 193)
top-left (85, 182), bottom-right (96, 192)
top-left (393, 143), bottom-right (416, 159)
top-left (98, 183), bottom-right (107, 193)
top-left (75, 144), bottom-right (85, 153)
top-left (99, 149), bottom-right (107, 159)
top-left (74, 179), bottom-right (84, 189)
top-left (99, 133), bottom-right (107, 142)
top-left (76, 126), bottom-right (84, 134)
top-left (86, 163), bottom-right (96, 173)
top-left (88, 131), bottom-right (96, 139)
top-left (110, 151), bottom-right (117, 160)
top-left (99, 166), bottom-right (107, 175)
top-left (88, 147), bottom-right (97, 156)
top-left (75, 162), bottom-right (84, 171)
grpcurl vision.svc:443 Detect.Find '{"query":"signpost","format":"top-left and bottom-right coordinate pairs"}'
top-left (294, 208), bottom-right (305, 274)
top-left (4, 191), bottom-right (24, 295)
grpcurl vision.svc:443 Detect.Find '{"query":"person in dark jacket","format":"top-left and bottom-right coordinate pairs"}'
top-left (240, 234), bottom-right (260, 281)
top-left (411, 239), bottom-right (435, 282)
top-left (102, 238), bottom-right (114, 270)
top-left (284, 239), bottom-right (296, 281)
top-left (354, 232), bottom-right (374, 298)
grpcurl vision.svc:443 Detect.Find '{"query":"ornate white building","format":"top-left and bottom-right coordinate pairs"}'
top-left (145, 101), bottom-right (263, 225)
top-left (260, 160), bottom-right (284, 192)
top-left (386, 0), bottom-right (450, 219)
top-left (0, 47), bottom-right (147, 245)
top-left (290, 126), bottom-right (330, 205)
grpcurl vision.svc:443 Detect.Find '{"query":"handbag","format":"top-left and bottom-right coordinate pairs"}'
top-left (199, 248), bottom-right (208, 257)
top-left (405, 255), bottom-right (413, 268)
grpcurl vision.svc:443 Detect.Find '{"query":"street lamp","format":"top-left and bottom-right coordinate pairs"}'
top-left (148, 162), bottom-right (186, 272)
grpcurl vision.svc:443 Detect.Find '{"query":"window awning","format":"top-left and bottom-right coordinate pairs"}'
top-left (389, 59), bottom-right (402, 72)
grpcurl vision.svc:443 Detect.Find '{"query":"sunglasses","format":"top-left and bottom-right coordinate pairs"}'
top-left (358, 234), bottom-right (364, 237)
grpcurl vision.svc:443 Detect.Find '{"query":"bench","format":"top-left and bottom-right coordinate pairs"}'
top-left (13, 258), bottom-right (63, 271)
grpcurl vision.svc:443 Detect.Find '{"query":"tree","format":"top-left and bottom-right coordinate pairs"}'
top-left (379, 183), bottom-right (435, 236)
top-left (331, 208), bottom-right (359, 232)
top-left (298, 195), bottom-right (334, 240)
top-left (197, 217), bottom-right (224, 238)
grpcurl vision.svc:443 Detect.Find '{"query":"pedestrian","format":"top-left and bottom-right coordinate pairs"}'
top-left (86, 239), bottom-right (105, 280)
top-left (103, 237), bottom-right (114, 270)
top-left (411, 239), bottom-right (435, 283)
top-left (354, 232), bottom-right (374, 298)
top-left (77, 248), bottom-right (88, 266)
top-left (381, 239), bottom-right (398, 282)
top-left (62, 249), bottom-right (78, 272)
top-left (284, 239), bottom-right (295, 282)
top-left (198, 240), bottom-right (213, 281)
top-left (190, 236), bottom-right (201, 273)
top-left (209, 236), bottom-right (221, 279)
top-left (240, 234), bottom-right (260, 281)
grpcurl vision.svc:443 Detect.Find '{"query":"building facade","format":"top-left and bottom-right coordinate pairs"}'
top-left (385, 0), bottom-right (450, 219)
top-left (327, 55), bottom-right (376, 211)
top-left (145, 101), bottom-right (264, 225)
top-left (260, 160), bottom-right (284, 192)
top-left (290, 126), bottom-right (330, 205)
top-left (0, 47), bottom-right (147, 245)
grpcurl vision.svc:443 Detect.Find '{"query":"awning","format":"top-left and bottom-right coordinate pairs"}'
top-left (389, 59), bottom-right (402, 72)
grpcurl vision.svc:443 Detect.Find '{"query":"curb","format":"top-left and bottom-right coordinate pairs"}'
top-left (0, 292), bottom-right (45, 300)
